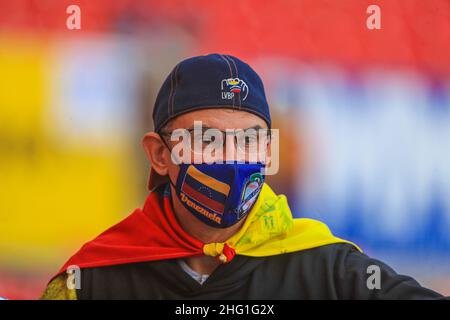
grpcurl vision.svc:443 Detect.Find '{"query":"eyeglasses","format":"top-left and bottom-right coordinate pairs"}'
top-left (159, 126), bottom-right (271, 156)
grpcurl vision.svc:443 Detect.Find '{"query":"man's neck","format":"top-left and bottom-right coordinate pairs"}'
top-left (169, 184), bottom-right (245, 274)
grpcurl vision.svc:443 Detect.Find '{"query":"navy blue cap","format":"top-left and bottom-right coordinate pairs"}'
top-left (152, 53), bottom-right (271, 132)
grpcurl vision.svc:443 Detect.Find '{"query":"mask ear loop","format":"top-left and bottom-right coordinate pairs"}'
top-left (158, 132), bottom-right (182, 191)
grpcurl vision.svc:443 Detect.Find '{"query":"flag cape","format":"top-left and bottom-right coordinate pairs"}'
top-left (53, 183), bottom-right (361, 281)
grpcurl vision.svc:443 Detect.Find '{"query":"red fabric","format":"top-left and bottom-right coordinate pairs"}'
top-left (221, 243), bottom-right (236, 263)
top-left (53, 189), bottom-right (204, 280)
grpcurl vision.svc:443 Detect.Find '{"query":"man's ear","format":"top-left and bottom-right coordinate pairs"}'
top-left (266, 140), bottom-right (272, 165)
top-left (263, 130), bottom-right (280, 176)
top-left (142, 132), bottom-right (170, 176)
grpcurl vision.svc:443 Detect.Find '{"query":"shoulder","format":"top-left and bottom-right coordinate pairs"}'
top-left (40, 274), bottom-right (77, 300)
top-left (254, 242), bottom-right (363, 278)
top-left (265, 242), bottom-right (362, 263)
top-left (75, 259), bottom-right (177, 299)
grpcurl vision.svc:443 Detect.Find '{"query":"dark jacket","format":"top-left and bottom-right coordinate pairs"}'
top-left (75, 243), bottom-right (444, 300)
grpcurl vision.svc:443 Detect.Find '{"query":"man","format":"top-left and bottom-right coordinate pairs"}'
top-left (41, 53), bottom-right (445, 299)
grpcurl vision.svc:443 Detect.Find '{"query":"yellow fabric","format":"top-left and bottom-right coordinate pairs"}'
top-left (41, 183), bottom-right (360, 299)
top-left (39, 275), bottom-right (77, 300)
top-left (187, 165), bottom-right (230, 195)
top-left (203, 242), bottom-right (225, 257)
top-left (203, 183), bottom-right (362, 258)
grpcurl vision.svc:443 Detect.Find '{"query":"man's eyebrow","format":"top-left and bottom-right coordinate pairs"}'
top-left (185, 125), bottom-right (265, 131)
top-left (234, 125), bottom-right (265, 132)
top-left (247, 125), bottom-right (263, 130)
top-left (184, 125), bottom-right (212, 131)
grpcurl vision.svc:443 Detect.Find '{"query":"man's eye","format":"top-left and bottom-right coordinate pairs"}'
top-left (245, 136), bottom-right (257, 144)
top-left (201, 135), bottom-right (215, 143)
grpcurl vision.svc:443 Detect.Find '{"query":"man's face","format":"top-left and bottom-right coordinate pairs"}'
top-left (159, 108), bottom-right (270, 184)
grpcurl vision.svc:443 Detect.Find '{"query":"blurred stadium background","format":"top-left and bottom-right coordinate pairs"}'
top-left (0, 0), bottom-right (449, 299)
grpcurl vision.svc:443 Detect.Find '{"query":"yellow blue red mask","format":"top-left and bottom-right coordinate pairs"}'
top-left (171, 163), bottom-right (265, 228)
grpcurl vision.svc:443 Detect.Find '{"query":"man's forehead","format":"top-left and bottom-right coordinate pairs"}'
top-left (165, 108), bottom-right (268, 131)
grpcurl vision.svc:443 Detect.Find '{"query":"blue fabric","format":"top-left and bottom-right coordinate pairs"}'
top-left (174, 162), bottom-right (265, 228)
top-left (153, 53), bottom-right (271, 132)
top-left (183, 173), bottom-right (227, 204)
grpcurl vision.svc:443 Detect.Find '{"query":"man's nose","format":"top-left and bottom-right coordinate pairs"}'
top-left (223, 136), bottom-right (247, 162)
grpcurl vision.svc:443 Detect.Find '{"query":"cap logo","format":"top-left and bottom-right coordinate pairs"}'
top-left (221, 78), bottom-right (249, 101)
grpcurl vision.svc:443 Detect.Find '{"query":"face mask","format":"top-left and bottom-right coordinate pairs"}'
top-left (169, 162), bottom-right (265, 228)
